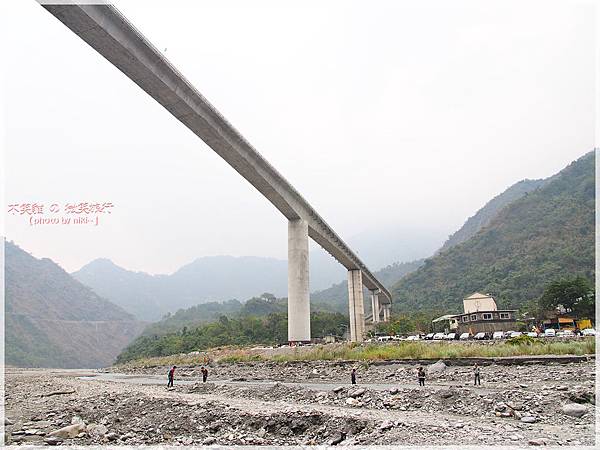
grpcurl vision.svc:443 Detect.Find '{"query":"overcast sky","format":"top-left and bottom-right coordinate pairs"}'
top-left (2, 0), bottom-right (596, 275)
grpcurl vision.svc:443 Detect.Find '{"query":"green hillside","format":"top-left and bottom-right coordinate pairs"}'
top-left (392, 151), bottom-right (595, 313)
top-left (117, 302), bottom-right (347, 363)
top-left (138, 294), bottom-right (341, 337)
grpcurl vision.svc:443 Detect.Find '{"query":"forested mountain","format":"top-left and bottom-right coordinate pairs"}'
top-left (309, 172), bottom-right (548, 309)
top-left (5, 241), bottom-right (145, 368)
top-left (438, 178), bottom-right (547, 253)
top-left (392, 151), bottom-right (595, 312)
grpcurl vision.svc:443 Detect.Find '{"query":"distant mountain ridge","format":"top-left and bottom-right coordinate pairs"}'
top-left (73, 255), bottom-right (292, 322)
top-left (5, 241), bottom-right (145, 368)
top-left (72, 222), bottom-right (448, 322)
top-left (391, 151), bottom-right (595, 312)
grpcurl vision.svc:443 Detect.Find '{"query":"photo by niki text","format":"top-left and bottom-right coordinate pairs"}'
top-left (7, 202), bottom-right (114, 227)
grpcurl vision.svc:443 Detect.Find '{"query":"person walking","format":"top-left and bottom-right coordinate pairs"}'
top-left (201, 366), bottom-right (208, 383)
top-left (474, 363), bottom-right (481, 386)
top-left (351, 368), bottom-right (357, 385)
top-left (417, 366), bottom-right (425, 386)
top-left (167, 365), bottom-right (176, 388)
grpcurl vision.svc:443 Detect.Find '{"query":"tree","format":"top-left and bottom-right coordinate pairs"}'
top-left (539, 276), bottom-right (594, 317)
top-left (575, 289), bottom-right (595, 318)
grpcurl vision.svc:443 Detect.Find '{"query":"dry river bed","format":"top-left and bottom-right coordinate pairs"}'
top-left (3, 359), bottom-right (597, 446)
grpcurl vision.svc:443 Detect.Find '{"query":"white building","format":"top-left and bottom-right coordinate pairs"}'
top-left (463, 292), bottom-right (497, 314)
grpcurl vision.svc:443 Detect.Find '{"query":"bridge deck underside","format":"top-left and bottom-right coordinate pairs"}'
top-left (41, 3), bottom-right (391, 304)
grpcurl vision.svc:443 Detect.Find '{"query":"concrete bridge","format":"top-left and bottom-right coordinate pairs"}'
top-left (39, 2), bottom-right (392, 342)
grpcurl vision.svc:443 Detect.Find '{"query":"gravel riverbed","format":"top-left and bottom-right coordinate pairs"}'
top-left (4, 359), bottom-right (596, 446)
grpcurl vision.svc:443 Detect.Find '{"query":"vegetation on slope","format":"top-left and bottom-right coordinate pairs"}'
top-left (392, 152), bottom-right (595, 312)
top-left (116, 311), bottom-right (348, 364)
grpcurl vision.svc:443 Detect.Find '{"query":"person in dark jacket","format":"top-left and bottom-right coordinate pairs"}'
top-left (167, 365), bottom-right (176, 388)
top-left (351, 368), bottom-right (357, 385)
top-left (474, 363), bottom-right (481, 385)
top-left (417, 366), bottom-right (425, 386)
top-left (201, 366), bottom-right (208, 383)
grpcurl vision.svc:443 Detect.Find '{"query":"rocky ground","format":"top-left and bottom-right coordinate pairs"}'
top-left (3, 359), bottom-right (596, 446)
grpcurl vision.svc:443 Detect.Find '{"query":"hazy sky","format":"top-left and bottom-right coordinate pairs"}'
top-left (2, 0), bottom-right (596, 275)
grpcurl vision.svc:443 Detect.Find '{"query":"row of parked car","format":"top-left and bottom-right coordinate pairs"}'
top-left (374, 328), bottom-right (596, 342)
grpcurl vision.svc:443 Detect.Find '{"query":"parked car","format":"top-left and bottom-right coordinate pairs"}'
top-left (503, 330), bottom-right (516, 338)
top-left (459, 332), bottom-right (470, 340)
top-left (406, 335), bottom-right (420, 341)
top-left (433, 332), bottom-right (445, 340)
top-left (424, 333), bottom-right (435, 340)
top-left (508, 331), bottom-right (522, 338)
top-left (562, 329), bottom-right (575, 338)
top-left (492, 331), bottom-right (504, 340)
top-left (582, 328), bottom-right (596, 336)
top-left (444, 333), bottom-right (456, 340)
top-left (474, 332), bottom-right (487, 340)
top-left (526, 331), bottom-right (538, 338)
top-left (544, 328), bottom-right (556, 337)
top-left (377, 335), bottom-right (393, 342)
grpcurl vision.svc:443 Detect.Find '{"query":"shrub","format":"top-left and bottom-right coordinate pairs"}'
top-left (506, 335), bottom-right (537, 346)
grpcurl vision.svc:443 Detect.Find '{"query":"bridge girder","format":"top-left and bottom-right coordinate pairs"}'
top-left (38, 2), bottom-right (392, 306)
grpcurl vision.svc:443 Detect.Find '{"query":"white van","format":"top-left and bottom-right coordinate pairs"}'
top-left (492, 331), bottom-right (504, 339)
top-left (544, 328), bottom-right (556, 337)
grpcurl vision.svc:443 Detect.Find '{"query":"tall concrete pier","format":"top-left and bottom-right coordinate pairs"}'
top-left (382, 304), bottom-right (391, 322)
top-left (39, 2), bottom-right (393, 345)
top-left (370, 290), bottom-right (380, 324)
top-left (288, 219), bottom-right (310, 343)
top-left (348, 270), bottom-right (366, 342)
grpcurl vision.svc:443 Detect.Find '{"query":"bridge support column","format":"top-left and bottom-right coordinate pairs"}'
top-left (382, 304), bottom-right (391, 322)
top-left (348, 270), bottom-right (365, 342)
top-left (370, 291), bottom-right (380, 324)
top-left (288, 219), bottom-right (310, 343)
